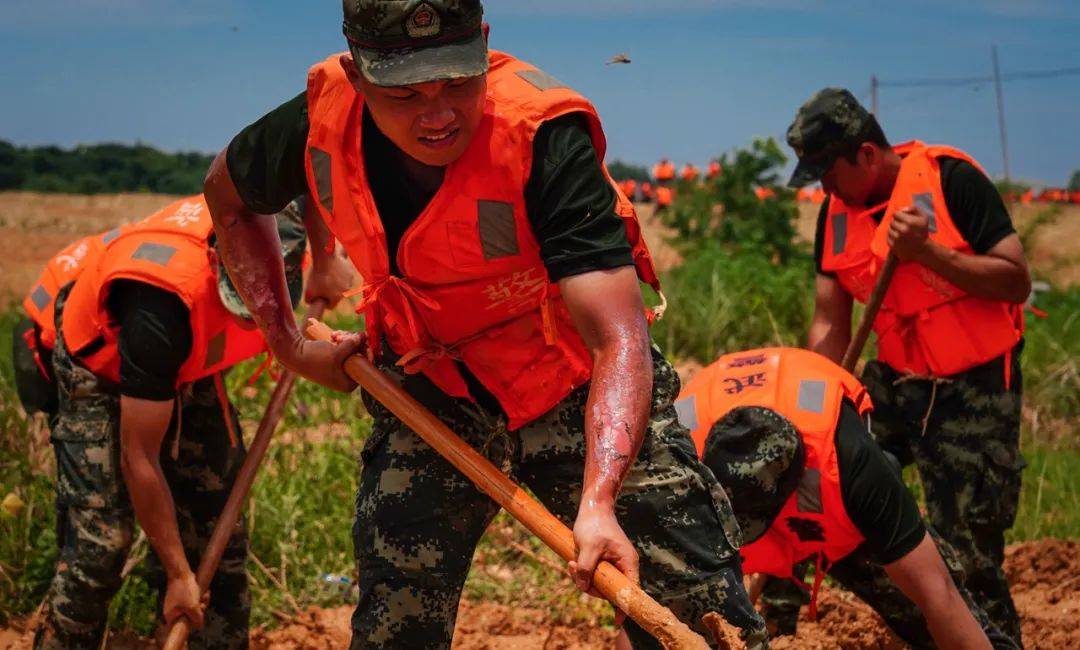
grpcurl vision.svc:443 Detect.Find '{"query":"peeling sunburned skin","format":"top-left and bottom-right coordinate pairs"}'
top-left (581, 318), bottom-right (652, 509)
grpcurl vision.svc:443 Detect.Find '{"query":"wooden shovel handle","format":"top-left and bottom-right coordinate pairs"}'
top-left (305, 319), bottom-right (712, 649)
top-left (162, 300), bottom-right (326, 650)
top-left (841, 253), bottom-right (899, 373)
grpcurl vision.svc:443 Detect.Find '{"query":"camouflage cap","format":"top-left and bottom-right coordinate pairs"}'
top-left (343, 0), bottom-right (488, 87)
top-left (216, 198), bottom-right (307, 320)
top-left (785, 87), bottom-right (878, 188)
top-left (701, 406), bottom-right (805, 543)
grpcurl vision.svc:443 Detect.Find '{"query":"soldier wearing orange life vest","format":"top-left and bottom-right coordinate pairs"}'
top-left (667, 348), bottom-right (1017, 650)
top-left (653, 157), bottom-right (676, 187)
top-left (680, 162), bottom-right (700, 183)
top-left (203, 1), bottom-right (768, 648)
top-left (31, 197), bottom-right (350, 650)
top-left (784, 88), bottom-right (1029, 645)
top-left (707, 159), bottom-right (722, 180)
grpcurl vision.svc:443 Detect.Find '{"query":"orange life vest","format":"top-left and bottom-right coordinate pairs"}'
top-left (61, 196), bottom-right (268, 387)
top-left (655, 186), bottom-right (674, 208)
top-left (303, 50), bottom-right (661, 430)
top-left (707, 161), bottom-right (722, 179)
top-left (676, 347), bottom-right (872, 579)
top-left (680, 164), bottom-right (699, 182)
top-left (820, 141), bottom-right (1023, 377)
top-left (653, 161), bottom-right (676, 182)
top-left (25, 229), bottom-right (123, 351)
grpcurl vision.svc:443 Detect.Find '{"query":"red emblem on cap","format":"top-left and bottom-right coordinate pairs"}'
top-left (406, 2), bottom-right (441, 38)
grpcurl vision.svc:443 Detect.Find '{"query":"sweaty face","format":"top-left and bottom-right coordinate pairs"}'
top-left (820, 145), bottom-right (877, 207)
top-left (353, 66), bottom-right (487, 167)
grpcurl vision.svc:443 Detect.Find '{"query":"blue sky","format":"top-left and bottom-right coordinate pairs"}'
top-left (2, 1), bottom-right (1078, 184)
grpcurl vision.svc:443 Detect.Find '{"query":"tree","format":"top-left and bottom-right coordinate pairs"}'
top-left (607, 160), bottom-right (650, 182)
top-left (1069, 170), bottom-right (1080, 192)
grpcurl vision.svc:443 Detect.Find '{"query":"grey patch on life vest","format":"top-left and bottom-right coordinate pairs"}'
top-left (131, 242), bottom-right (177, 266)
top-left (309, 147), bottom-right (334, 213)
top-left (797, 379), bottom-right (826, 414)
top-left (477, 200), bottom-right (519, 260)
top-left (831, 213), bottom-right (847, 255)
top-left (516, 68), bottom-right (568, 92)
top-left (203, 331), bottom-right (226, 369)
top-left (796, 468), bottom-right (824, 514)
top-left (673, 395), bottom-right (698, 432)
top-left (30, 285), bottom-right (51, 311)
top-left (913, 192), bottom-right (937, 232)
top-left (102, 228), bottom-right (122, 244)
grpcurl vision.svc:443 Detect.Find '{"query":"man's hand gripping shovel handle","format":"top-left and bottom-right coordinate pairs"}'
top-left (162, 300), bottom-right (327, 650)
top-left (303, 318), bottom-right (730, 649)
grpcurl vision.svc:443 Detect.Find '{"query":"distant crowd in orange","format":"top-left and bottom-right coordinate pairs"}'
top-left (616, 159), bottom-right (1080, 208)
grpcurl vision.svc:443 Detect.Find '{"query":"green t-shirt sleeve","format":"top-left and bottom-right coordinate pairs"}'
top-left (524, 114), bottom-right (634, 282)
top-left (226, 91), bottom-right (311, 215)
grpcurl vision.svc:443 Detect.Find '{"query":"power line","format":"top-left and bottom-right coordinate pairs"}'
top-left (879, 65), bottom-right (1080, 88)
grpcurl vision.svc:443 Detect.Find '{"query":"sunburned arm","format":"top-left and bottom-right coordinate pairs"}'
top-left (119, 396), bottom-right (206, 627)
top-left (884, 533), bottom-right (993, 650)
top-left (559, 266), bottom-right (652, 595)
top-left (808, 273), bottom-right (853, 364)
top-left (301, 196), bottom-right (355, 308)
top-left (204, 150), bottom-right (358, 391)
top-left (914, 233), bottom-right (1031, 304)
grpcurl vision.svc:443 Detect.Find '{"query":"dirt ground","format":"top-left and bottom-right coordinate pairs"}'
top-left (2, 539), bottom-right (1075, 649)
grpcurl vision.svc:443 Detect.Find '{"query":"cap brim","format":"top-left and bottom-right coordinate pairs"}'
top-left (787, 157), bottom-right (830, 188)
top-left (351, 31), bottom-right (489, 87)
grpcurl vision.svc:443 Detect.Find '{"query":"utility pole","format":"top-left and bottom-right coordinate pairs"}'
top-left (870, 74), bottom-right (879, 116)
top-left (991, 45), bottom-right (1011, 181)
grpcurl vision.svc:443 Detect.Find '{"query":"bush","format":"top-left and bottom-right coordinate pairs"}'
top-left (663, 138), bottom-right (801, 264)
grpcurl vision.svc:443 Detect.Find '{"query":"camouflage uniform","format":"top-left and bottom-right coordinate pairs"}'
top-left (708, 406), bottom-right (1016, 649)
top-left (862, 344), bottom-right (1025, 644)
top-left (350, 344), bottom-right (768, 649)
top-left (35, 289), bottom-right (251, 650)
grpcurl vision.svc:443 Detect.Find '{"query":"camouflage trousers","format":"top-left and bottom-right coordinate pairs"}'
top-left (862, 345), bottom-right (1025, 645)
top-left (350, 345), bottom-right (768, 649)
top-left (35, 306), bottom-right (250, 649)
top-left (761, 528), bottom-right (1016, 648)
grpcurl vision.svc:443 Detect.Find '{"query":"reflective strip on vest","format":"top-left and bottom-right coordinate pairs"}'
top-left (309, 147), bottom-right (334, 213)
top-left (30, 285), bottom-right (51, 311)
top-left (477, 200), bottom-right (519, 260)
top-left (516, 69), bottom-right (567, 92)
top-left (831, 213), bottom-right (847, 255)
top-left (102, 228), bottom-right (122, 244)
top-left (674, 395), bottom-right (698, 432)
top-left (204, 331), bottom-right (226, 369)
top-left (913, 191), bottom-right (937, 233)
top-left (131, 242), bottom-right (177, 266)
top-left (796, 379), bottom-right (826, 414)
top-left (796, 468), bottom-right (824, 514)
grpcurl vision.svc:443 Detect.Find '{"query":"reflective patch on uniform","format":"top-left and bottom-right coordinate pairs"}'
top-left (796, 468), bottom-right (824, 513)
top-left (102, 228), bottom-right (122, 244)
top-left (204, 331), bottom-right (226, 369)
top-left (673, 395), bottom-right (698, 432)
top-left (516, 69), bottom-right (568, 92)
top-left (913, 192), bottom-right (937, 232)
top-left (30, 285), bottom-right (51, 311)
top-left (797, 379), bottom-right (826, 414)
top-left (309, 147), bottom-right (334, 213)
top-left (477, 200), bottom-right (519, 260)
top-left (831, 213), bottom-right (847, 255)
top-left (131, 242), bottom-right (177, 266)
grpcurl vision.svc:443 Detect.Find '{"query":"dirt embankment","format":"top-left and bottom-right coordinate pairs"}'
top-left (9, 540), bottom-right (1064, 648)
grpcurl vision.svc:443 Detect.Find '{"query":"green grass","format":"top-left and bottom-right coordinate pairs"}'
top-left (0, 276), bottom-right (1076, 633)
